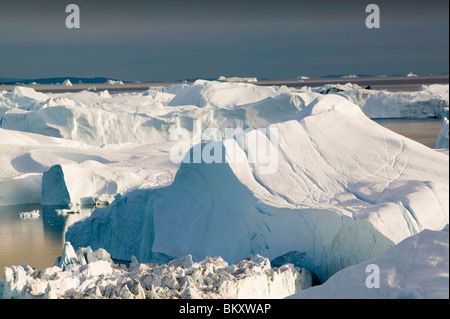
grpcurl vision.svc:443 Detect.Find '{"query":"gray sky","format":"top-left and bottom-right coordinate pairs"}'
top-left (0, 0), bottom-right (448, 81)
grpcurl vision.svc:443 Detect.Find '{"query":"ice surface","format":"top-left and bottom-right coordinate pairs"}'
top-left (1, 82), bottom-right (448, 148)
top-left (0, 127), bottom-right (178, 206)
top-left (0, 82), bottom-right (312, 146)
top-left (0, 242), bottom-right (311, 299)
top-left (436, 105), bottom-right (449, 149)
top-left (66, 95), bottom-right (449, 282)
top-left (1, 80), bottom-right (449, 299)
top-left (309, 83), bottom-right (449, 118)
top-left (287, 227), bottom-right (449, 299)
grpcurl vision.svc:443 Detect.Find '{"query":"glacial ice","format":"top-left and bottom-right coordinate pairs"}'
top-left (1, 81), bottom-right (448, 148)
top-left (308, 83), bottom-right (449, 118)
top-left (0, 81), bottom-right (447, 208)
top-left (1, 81), bottom-right (447, 207)
top-left (0, 80), bottom-right (448, 299)
top-left (0, 242), bottom-right (311, 299)
top-left (436, 106), bottom-right (449, 149)
top-left (66, 94), bottom-right (449, 282)
top-left (0, 127), bottom-right (178, 206)
top-left (287, 227), bottom-right (449, 299)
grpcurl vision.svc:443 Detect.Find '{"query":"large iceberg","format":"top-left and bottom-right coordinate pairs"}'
top-left (0, 81), bottom-right (313, 146)
top-left (66, 95), bottom-right (449, 282)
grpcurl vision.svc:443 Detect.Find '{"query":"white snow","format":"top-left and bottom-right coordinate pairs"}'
top-left (0, 82), bottom-right (312, 146)
top-left (287, 227), bottom-right (449, 299)
top-left (1, 82), bottom-right (447, 149)
top-left (0, 127), bottom-right (178, 206)
top-left (0, 242), bottom-right (312, 299)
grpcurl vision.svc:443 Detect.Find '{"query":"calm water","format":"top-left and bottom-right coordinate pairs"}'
top-left (0, 204), bottom-right (92, 277)
top-left (0, 118), bottom-right (445, 278)
top-left (373, 118), bottom-right (442, 148)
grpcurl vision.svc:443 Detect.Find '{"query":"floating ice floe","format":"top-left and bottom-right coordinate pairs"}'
top-left (56, 208), bottom-right (81, 215)
top-left (308, 83), bottom-right (449, 118)
top-left (436, 105), bottom-right (449, 149)
top-left (0, 242), bottom-right (312, 299)
top-left (105, 79), bottom-right (124, 85)
top-left (0, 127), bottom-right (179, 206)
top-left (18, 209), bottom-right (40, 219)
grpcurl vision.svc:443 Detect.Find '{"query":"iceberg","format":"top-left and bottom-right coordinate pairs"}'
top-left (0, 127), bottom-right (178, 206)
top-left (436, 106), bottom-right (449, 149)
top-left (105, 79), bottom-right (124, 85)
top-left (62, 79), bottom-right (73, 87)
top-left (310, 83), bottom-right (449, 118)
top-left (0, 82), bottom-right (314, 146)
top-left (217, 75), bottom-right (258, 83)
top-left (66, 95), bottom-right (449, 283)
top-left (287, 227), bottom-right (449, 299)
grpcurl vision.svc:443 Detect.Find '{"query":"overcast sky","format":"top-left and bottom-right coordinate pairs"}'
top-left (0, 0), bottom-right (448, 81)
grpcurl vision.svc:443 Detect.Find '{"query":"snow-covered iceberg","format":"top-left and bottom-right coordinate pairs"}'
top-left (308, 83), bottom-right (449, 118)
top-left (1, 81), bottom-right (447, 208)
top-left (66, 95), bottom-right (449, 282)
top-left (287, 227), bottom-right (449, 299)
top-left (0, 242), bottom-right (312, 299)
top-left (1, 82), bottom-right (448, 148)
top-left (0, 82), bottom-right (313, 146)
top-left (0, 127), bottom-right (178, 206)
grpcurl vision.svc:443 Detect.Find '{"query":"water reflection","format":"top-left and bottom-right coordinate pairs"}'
top-left (0, 204), bottom-right (93, 278)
